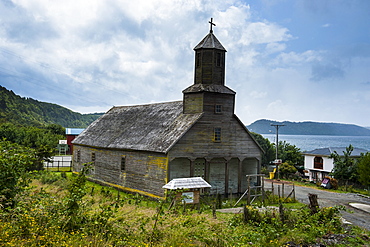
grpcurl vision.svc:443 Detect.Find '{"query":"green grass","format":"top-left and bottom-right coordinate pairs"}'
top-left (44, 167), bottom-right (72, 172)
top-left (0, 171), bottom-right (369, 247)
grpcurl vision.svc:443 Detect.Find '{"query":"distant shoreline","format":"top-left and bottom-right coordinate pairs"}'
top-left (247, 119), bottom-right (370, 137)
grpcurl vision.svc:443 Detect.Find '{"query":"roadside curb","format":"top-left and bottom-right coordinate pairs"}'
top-left (349, 203), bottom-right (370, 214)
top-left (356, 194), bottom-right (370, 199)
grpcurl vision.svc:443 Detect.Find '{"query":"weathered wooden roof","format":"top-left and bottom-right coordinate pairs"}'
top-left (73, 101), bottom-right (203, 153)
top-left (194, 32), bottom-right (226, 51)
top-left (182, 84), bottom-right (235, 94)
top-left (162, 177), bottom-right (211, 190)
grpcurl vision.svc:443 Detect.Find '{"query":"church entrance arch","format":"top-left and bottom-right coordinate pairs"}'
top-left (209, 158), bottom-right (227, 194)
top-left (168, 158), bottom-right (191, 180)
top-left (240, 158), bottom-right (259, 192)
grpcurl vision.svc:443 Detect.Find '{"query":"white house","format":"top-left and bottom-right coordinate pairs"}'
top-left (303, 147), bottom-right (368, 182)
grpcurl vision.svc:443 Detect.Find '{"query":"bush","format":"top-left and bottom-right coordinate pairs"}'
top-left (279, 162), bottom-right (297, 179)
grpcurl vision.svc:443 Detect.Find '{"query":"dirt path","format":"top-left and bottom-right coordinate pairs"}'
top-left (265, 180), bottom-right (370, 231)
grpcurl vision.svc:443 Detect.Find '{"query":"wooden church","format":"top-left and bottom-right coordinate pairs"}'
top-left (72, 20), bottom-right (263, 198)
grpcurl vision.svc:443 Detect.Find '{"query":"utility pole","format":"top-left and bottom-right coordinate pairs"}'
top-left (271, 123), bottom-right (285, 179)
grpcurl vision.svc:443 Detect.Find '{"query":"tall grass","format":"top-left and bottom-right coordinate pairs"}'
top-left (0, 171), bottom-right (369, 246)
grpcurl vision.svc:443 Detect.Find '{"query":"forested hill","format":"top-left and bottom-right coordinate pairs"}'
top-left (0, 85), bottom-right (103, 128)
top-left (247, 119), bottom-right (370, 136)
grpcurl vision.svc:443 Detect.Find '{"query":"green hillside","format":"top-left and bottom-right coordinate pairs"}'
top-left (247, 119), bottom-right (370, 136)
top-left (0, 85), bottom-right (103, 128)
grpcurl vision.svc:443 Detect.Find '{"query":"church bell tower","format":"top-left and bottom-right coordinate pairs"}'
top-left (183, 18), bottom-right (236, 114)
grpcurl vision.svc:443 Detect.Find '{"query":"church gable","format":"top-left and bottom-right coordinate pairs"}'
top-left (73, 101), bottom-right (202, 153)
top-left (169, 114), bottom-right (261, 160)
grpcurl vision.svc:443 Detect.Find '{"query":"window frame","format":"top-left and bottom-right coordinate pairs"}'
top-left (196, 52), bottom-right (201, 67)
top-left (214, 127), bottom-right (221, 142)
top-left (215, 104), bottom-right (222, 114)
top-left (313, 156), bottom-right (323, 169)
top-left (121, 156), bottom-right (126, 172)
top-left (216, 52), bottom-right (222, 67)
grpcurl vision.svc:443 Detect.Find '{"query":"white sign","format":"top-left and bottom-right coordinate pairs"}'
top-left (274, 159), bottom-right (282, 164)
top-left (59, 140), bottom-right (67, 144)
top-left (182, 192), bottom-right (194, 204)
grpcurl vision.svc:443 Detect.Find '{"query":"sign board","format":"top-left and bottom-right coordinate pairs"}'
top-left (59, 140), bottom-right (67, 144)
top-left (273, 159), bottom-right (282, 164)
top-left (182, 192), bottom-right (194, 204)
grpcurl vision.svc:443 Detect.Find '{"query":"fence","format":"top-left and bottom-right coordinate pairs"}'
top-left (44, 156), bottom-right (73, 172)
top-left (265, 181), bottom-right (296, 203)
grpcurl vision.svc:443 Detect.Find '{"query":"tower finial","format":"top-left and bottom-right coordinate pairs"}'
top-left (209, 18), bottom-right (216, 33)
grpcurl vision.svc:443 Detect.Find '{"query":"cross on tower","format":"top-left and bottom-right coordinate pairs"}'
top-left (209, 18), bottom-right (216, 33)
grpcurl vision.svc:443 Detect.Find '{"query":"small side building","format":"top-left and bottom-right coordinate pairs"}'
top-left (65, 128), bottom-right (84, 155)
top-left (303, 147), bottom-right (368, 182)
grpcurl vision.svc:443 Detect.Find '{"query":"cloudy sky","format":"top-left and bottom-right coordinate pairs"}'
top-left (1, 0), bottom-right (369, 126)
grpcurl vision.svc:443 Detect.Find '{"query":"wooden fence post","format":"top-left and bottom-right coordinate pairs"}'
top-left (308, 193), bottom-right (319, 214)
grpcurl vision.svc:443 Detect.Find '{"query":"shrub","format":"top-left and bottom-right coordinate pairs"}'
top-left (279, 162), bottom-right (297, 179)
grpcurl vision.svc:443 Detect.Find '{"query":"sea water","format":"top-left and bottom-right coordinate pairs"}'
top-left (262, 134), bottom-right (370, 152)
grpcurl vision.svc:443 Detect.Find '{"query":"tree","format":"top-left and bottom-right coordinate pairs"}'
top-left (277, 141), bottom-right (304, 167)
top-left (330, 145), bottom-right (358, 183)
top-left (357, 152), bottom-right (370, 188)
top-left (0, 139), bottom-right (37, 208)
top-left (250, 132), bottom-right (275, 166)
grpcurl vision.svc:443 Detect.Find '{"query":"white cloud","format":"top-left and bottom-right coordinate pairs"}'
top-left (249, 91), bottom-right (267, 99)
top-left (0, 0), bottom-right (369, 127)
top-left (239, 22), bottom-right (292, 46)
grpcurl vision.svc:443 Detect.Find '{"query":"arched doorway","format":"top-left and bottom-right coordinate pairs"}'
top-left (168, 158), bottom-right (191, 180)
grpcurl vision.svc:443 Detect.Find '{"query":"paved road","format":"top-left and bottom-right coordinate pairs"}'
top-left (265, 180), bottom-right (370, 231)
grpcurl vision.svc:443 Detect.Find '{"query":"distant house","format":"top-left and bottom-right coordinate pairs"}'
top-left (65, 128), bottom-right (84, 155)
top-left (303, 147), bottom-right (368, 182)
top-left (72, 22), bottom-right (263, 198)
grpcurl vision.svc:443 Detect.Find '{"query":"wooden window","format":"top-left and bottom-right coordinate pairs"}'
top-left (91, 152), bottom-right (95, 162)
top-left (121, 156), bottom-right (126, 171)
top-left (194, 161), bottom-right (205, 178)
top-left (215, 104), bottom-right (222, 113)
top-left (314, 156), bottom-right (323, 169)
top-left (196, 52), bottom-right (201, 67)
top-left (216, 52), bottom-right (222, 66)
top-left (214, 128), bottom-right (221, 142)
top-left (76, 150), bottom-right (80, 162)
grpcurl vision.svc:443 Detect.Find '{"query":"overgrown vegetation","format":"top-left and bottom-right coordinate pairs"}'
top-left (330, 145), bottom-right (370, 189)
top-left (0, 170), bottom-right (369, 246)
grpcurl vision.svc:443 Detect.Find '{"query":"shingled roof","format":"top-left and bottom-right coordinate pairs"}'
top-left (73, 101), bottom-right (203, 153)
top-left (303, 147), bottom-right (368, 156)
top-left (194, 32), bottom-right (226, 51)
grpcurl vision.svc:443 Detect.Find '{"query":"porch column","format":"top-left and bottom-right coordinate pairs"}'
top-left (238, 158), bottom-right (242, 194)
top-left (190, 159), bottom-right (195, 177)
top-left (225, 159), bottom-right (229, 197)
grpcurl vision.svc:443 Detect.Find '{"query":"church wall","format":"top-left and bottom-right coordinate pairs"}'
top-left (203, 93), bottom-right (234, 115)
top-left (73, 145), bottom-right (168, 197)
top-left (168, 114), bottom-right (261, 195)
top-left (183, 93), bottom-right (203, 114)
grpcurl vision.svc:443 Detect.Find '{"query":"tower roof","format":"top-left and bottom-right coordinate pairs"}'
top-left (194, 32), bottom-right (226, 51)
